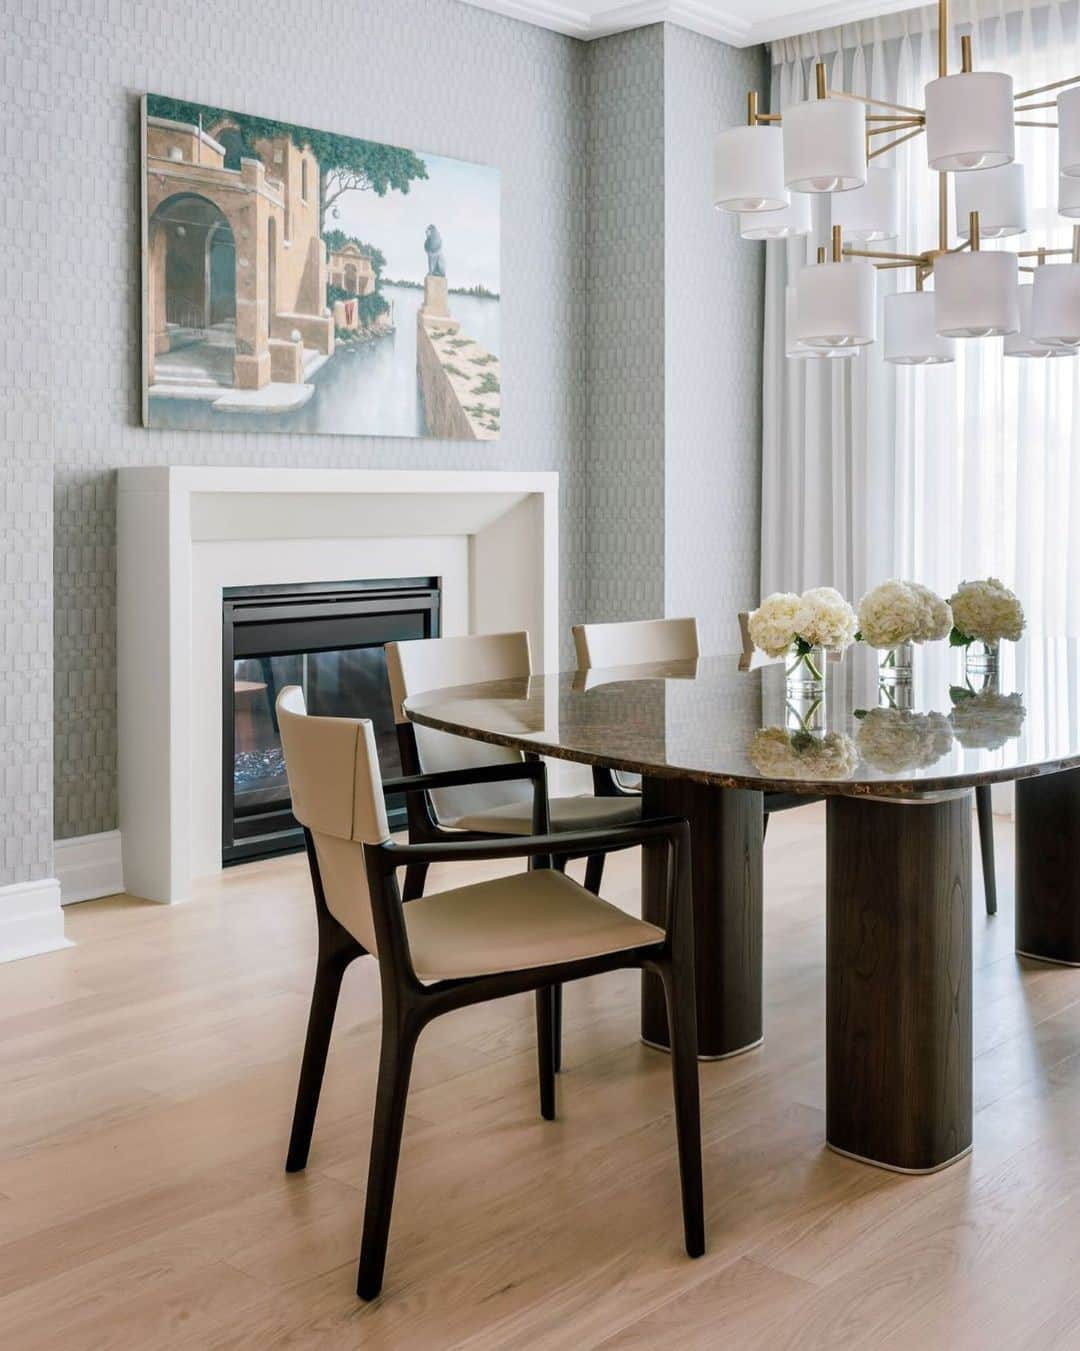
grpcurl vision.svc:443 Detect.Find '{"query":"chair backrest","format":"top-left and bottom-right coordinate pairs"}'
top-left (572, 617), bottom-right (700, 669)
top-left (384, 632), bottom-right (532, 824)
top-left (277, 686), bottom-right (388, 952)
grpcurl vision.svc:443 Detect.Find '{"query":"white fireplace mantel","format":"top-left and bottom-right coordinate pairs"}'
top-left (117, 466), bottom-right (559, 904)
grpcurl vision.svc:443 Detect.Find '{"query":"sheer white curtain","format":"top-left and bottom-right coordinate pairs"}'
top-left (762, 0), bottom-right (1080, 635)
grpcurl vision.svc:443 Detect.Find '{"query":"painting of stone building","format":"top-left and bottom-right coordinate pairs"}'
top-left (141, 94), bottom-right (500, 439)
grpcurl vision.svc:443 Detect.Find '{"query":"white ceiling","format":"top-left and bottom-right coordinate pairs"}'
top-left (458, 0), bottom-right (920, 48)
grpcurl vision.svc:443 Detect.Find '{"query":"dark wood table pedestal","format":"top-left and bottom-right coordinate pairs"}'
top-left (826, 793), bottom-right (973, 1173)
top-left (1016, 768), bottom-right (1080, 966)
top-left (640, 777), bottom-right (764, 1059)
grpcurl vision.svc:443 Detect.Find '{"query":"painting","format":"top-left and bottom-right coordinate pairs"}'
top-left (141, 94), bottom-right (500, 439)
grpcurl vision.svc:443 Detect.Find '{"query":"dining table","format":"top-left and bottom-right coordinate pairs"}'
top-left (404, 636), bottom-right (1080, 1175)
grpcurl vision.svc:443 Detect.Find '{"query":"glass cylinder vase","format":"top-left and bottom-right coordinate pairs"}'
top-left (785, 642), bottom-right (827, 698)
top-left (965, 639), bottom-right (999, 679)
top-left (879, 640), bottom-right (914, 684)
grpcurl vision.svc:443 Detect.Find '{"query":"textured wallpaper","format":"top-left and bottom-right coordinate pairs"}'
top-left (664, 26), bottom-right (767, 652)
top-left (40, 0), bottom-right (587, 839)
top-left (1, 2), bottom-right (764, 862)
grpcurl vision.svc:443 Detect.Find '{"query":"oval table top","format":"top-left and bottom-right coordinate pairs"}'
top-left (403, 636), bottom-right (1080, 798)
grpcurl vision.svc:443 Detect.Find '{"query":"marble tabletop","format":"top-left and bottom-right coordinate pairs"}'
top-left (403, 637), bottom-right (1080, 797)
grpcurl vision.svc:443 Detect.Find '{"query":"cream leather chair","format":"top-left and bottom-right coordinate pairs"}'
top-left (277, 686), bottom-right (703, 1300)
top-left (385, 632), bottom-right (641, 901)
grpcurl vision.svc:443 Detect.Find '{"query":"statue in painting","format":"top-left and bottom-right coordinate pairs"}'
top-left (424, 225), bottom-right (446, 278)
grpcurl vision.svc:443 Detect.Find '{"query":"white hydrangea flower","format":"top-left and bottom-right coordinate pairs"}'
top-left (949, 578), bottom-right (1025, 644)
top-left (749, 727), bottom-right (858, 781)
top-left (949, 690), bottom-right (1026, 750)
top-left (856, 580), bottom-right (923, 649)
top-left (748, 592), bottom-right (801, 658)
top-left (855, 708), bottom-right (954, 773)
top-left (908, 583), bottom-right (953, 643)
top-left (794, 586), bottom-right (858, 652)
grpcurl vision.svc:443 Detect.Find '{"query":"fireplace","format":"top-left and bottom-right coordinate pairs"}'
top-left (221, 578), bottom-right (440, 865)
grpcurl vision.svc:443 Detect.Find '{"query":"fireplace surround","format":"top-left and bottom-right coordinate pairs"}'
top-left (117, 467), bottom-right (560, 903)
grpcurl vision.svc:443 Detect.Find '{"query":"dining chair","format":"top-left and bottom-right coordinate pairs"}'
top-left (573, 615), bottom-right (817, 838)
top-left (385, 631), bottom-right (644, 1071)
top-left (277, 685), bottom-right (704, 1299)
top-left (737, 611), bottom-right (998, 913)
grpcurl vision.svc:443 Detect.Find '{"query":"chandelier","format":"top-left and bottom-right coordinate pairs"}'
top-left (713, 0), bottom-right (1080, 364)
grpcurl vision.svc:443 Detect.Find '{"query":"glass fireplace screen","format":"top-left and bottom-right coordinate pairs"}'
top-left (222, 579), bottom-right (440, 866)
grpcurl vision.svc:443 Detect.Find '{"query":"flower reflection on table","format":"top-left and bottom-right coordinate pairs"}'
top-left (749, 726), bottom-right (858, 781)
top-left (854, 707), bottom-right (954, 773)
top-left (949, 686), bottom-right (1027, 750)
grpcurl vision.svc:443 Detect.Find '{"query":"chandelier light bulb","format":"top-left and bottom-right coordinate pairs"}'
top-left (925, 72), bottom-right (1015, 172)
top-left (933, 251), bottom-right (1019, 338)
top-left (794, 260), bottom-right (877, 348)
top-left (785, 285), bottom-right (859, 359)
top-left (884, 291), bottom-right (956, 364)
top-left (713, 126), bottom-right (787, 213)
top-left (782, 98), bottom-right (866, 194)
top-left (1059, 87), bottom-right (1080, 179)
top-left (831, 166), bottom-right (899, 242)
top-left (1030, 262), bottom-right (1080, 348)
top-left (955, 163), bottom-right (1027, 238)
top-left (740, 191), bottom-right (811, 239)
top-left (1005, 284), bottom-right (1078, 358)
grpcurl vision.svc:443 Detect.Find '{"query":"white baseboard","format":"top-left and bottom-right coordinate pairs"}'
top-left (55, 830), bottom-right (125, 905)
top-left (0, 878), bottom-right (72, 963)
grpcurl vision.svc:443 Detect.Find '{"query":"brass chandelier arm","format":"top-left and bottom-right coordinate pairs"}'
top-left (1014, 73), bottom-right (1080, 100)
top-left (868, 120), bottom-right (924, 135)
top-left (1015, 120), bottom-right (1059, 128)
top-left (843, 247), bottom-right (927, 263)
top-left (828, 88), bottom-right (925, 118)
top-left (868, 125), bottom-right (925, 159)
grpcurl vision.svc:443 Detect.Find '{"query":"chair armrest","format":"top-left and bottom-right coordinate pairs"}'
top-left (382, 760), bottom-right (546, 796)
top-left (372, 815), bottom-right (689, 872)
top-left (592, 765), bottom-right (640, 799)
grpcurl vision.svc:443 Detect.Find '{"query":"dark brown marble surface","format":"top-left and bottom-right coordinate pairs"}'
top-left (404, 639), bottom-right (1080, 797)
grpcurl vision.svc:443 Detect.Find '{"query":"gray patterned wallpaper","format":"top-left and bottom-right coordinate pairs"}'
top-left (1, 4), bottom-right (54, 886)
top-left (582, 26), bottom-right (667, 623)
top-left (1, 2), bottom-right (765, 862)
top-left (664, 26), bottom-right (767, 651)
top-left (43, 0), bottom-right (587, 840)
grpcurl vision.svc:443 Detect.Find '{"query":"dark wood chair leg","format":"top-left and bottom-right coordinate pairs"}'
top-left (401, 862), bottom-right (429, 902)
top-left (976, 785), bottom-right (997, 916)
top-left (286, 946), bottom-right (358, 1173)
top-left (357, 1010), bottom-right (422, 1301)
top-left (583, 853), bottom-right (605, 894)
top-left (657, 960), bottom-right (704, 1258)
top-left (535, 987), bottom-right (557, 1121)
top-left (552, 983), bottom-right (563, 1074)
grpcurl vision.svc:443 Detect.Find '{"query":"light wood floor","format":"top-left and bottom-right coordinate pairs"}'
top-left (3, 806), bottom-right (1080, 1349)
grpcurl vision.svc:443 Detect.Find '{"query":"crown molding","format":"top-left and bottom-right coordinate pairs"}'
top-left (457, 0), bottom-right (918, 47)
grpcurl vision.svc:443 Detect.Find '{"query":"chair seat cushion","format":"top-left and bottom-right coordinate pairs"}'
top-left (405, 868), bottom-right (664, 981)
top-left (445, 794), bottom-right (642, 835)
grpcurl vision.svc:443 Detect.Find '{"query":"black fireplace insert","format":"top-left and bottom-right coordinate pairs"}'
top-left (222, 577), bottom-right (440, 866)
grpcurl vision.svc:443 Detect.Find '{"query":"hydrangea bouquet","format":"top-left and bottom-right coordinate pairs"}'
top-left (748, 587), bottom-right (858, 696)
top-left (948, 578), bottom-right (1025, 679)
top-left (855, 580), bottom-right (953, 682)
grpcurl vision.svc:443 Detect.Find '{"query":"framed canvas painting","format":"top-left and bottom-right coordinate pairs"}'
top-left (140, 94), bottom-right (500, 439)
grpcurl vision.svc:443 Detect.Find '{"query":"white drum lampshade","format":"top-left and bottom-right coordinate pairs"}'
top-left (933, 251), bottom-right (1019, 337)
top-left (883, 291), bottom-right (955, 364)
top-left (785, 285), bottom-right (859, 358)
top-left (955, 163), bottom-right (1026, 238)
top-left (1060, 173), bottom-right (1080, 218)
top-left (740, 192), bottom-right (811, 239)
top-left (925, 72), bottom-right (1015, 171)
top-left (831, 166), bottom-right (899, 241)
top-left (713, 126), bottom-right (787, 212)
top-left (783, 98), bottom-right (866, 193)
top-left (1005, 285), bottom-right (1078, 358)
top-left (1059, 87), bottom-right (1080, 179)
top-left (794, 261), bottom-right (876, 347)
top-left (1030, 262), bottom-right (1080, 347)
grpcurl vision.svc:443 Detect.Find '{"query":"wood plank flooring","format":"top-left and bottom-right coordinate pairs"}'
top-left (3, 805), bottom-right (1080, 1348)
